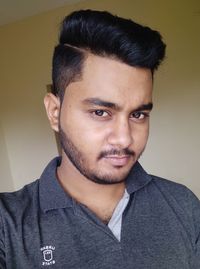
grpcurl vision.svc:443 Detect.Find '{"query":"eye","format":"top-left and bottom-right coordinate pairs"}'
top-left (131, 111), bottom-right (149, 120)
top-left (92, 110), bottom-right (109, 117)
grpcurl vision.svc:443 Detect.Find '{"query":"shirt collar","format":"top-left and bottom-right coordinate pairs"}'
top-left (125, 161), bottom-right (152, 194)
top-left (39, 157), bottom-right (73, 213)
top-left (39, 157), bottom-right (152, 212)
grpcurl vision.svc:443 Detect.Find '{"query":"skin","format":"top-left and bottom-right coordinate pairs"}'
top-left (44, 54), bottom-right (153, 222)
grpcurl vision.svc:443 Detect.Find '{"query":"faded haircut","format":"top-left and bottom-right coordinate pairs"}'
top-left (52, 9), bottom-right (166, 101)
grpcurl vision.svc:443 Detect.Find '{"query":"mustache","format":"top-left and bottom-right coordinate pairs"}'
top-left (98, 148), bottom-right (135, 160)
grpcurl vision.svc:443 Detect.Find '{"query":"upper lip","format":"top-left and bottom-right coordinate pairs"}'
top-left (104, 155), bottom-right (130, 158)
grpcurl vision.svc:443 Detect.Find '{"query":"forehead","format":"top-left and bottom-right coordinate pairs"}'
top-left (64, 54), bottom-right (153, 108)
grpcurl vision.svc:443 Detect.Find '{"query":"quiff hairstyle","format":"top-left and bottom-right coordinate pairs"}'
top-left (52, 9), bottom-right (166, 101)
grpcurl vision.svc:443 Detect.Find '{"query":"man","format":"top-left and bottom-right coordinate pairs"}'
top-left (0, 9), bottom-right (199, 269)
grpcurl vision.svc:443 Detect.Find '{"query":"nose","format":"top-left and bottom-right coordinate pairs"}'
top-left (107, 118), bottom-right (133, 149)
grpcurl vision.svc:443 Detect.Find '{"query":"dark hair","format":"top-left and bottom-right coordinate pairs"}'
top-left (52, 9), bottom-right (166, 99)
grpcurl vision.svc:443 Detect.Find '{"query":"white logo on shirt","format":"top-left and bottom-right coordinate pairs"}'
top-left (41, 246), bottom-right (56, 266)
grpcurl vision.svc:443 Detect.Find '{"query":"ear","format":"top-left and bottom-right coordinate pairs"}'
top-left (44, 93), bottom-right (60, 132)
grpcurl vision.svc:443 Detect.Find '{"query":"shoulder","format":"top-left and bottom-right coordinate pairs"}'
top-left (0, 180), bottom-right (40, 265)
top-left (151, 175), bottom-right (199, 205)
top-left (0, 180), bottom-right (39, 218)
top-left (150, 175), bottom-right (200, 231)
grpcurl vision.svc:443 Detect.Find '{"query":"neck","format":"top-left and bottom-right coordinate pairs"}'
top-left (57, 154), bottom-right (125, 220)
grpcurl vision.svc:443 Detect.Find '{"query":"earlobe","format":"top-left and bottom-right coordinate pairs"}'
top-left (44, 93), bottom-right (60, 132)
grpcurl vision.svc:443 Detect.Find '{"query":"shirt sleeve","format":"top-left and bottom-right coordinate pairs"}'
top-left (187, 188), bottom-right (200, 267)
top-left (196, 232), bottom-right (200, 267)
top-left (155, 178), bottom-right (200, 267)
top-left (193, 201), bottom-right (200, 267)
top-left (0, 209), bottom-right (6, 268)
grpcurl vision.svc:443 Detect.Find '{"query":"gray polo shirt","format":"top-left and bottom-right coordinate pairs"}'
top-left (0, 157), bottom-right (200, 268)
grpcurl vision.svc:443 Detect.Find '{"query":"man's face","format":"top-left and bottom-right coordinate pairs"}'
top-left (59, 54), bottom-right (153, 184)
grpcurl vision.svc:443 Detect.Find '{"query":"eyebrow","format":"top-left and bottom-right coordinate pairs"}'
top-left (82, 98), bottom-right (120, 110)
top-left (135, 103), bottom-right (153, 111)
top-left (82, 98), bottom-right (153, 111)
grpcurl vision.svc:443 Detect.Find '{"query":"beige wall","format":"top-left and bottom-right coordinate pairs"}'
top-left (0, 0), bottom-right (199, 196)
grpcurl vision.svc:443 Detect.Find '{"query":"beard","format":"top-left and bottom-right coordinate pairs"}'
top-left (59, 125), bottom-right (139, 185)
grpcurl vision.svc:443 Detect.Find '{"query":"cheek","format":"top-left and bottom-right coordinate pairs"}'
top-left (132, 124), bottom-right (149, 148)
top-left (62, 117), bottom-right (107, 153)
top-left (60, 106), bottom-right (110, 160)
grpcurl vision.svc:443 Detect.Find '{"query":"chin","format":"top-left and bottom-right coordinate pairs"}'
top-left (89, 177), bottom-right (126, 185)
top-left (90, 169), bottom-right (131, 185)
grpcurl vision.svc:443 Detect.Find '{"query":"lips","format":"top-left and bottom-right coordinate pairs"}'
top-left (103, 155), bottom-right (131, 166)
